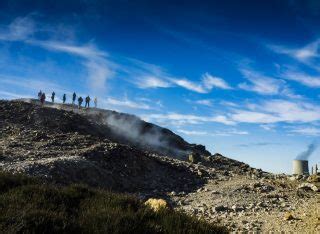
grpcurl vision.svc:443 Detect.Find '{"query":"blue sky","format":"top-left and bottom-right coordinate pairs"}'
top-left (1, 0), bottom-right (320, 173)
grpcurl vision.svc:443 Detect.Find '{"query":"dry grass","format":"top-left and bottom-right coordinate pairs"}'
top-left (0, 171), bottom-right (227, 233)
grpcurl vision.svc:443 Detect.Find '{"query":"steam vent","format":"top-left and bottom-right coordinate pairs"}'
top-left (292, 160), bottom-right (309, 175)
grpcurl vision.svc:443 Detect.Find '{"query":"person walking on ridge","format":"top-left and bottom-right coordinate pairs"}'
top-left (38, 90), bottom-right (42, 100)
top-left (62, 94), bottom-right (66, 104)
top-left (72, 92), bottom-right (76, 104)
top-left (85, 96), bottom-right (91, 108)
top-left (40, 93), bottom-right (46, 106)
top-left (78, 96), bottom-right (83, 109)
top-left (94, 97), bottom-right (97, 108)
top-left (51, 92), bottom-right (55, 103)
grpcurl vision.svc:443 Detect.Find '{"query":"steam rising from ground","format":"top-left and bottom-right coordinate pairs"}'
top-left (296, 142), bottom-right (318, 160)
top-left (99, 112), bottom-right (188, 158)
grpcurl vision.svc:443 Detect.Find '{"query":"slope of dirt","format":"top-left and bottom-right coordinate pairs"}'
top-left (18, 98), bottom-right (211, 159)
top-left (0, 100), bottom-right (206, 194)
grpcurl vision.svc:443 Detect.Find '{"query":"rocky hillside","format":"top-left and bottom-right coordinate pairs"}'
top-left (1, 99), bottom-right (318, 232)
top-left (0, 100), bottom-right (246, 195)
top-left (19, 99), bottom-right (211, 159)
top-left (0, 100), bottom-right (199, 193)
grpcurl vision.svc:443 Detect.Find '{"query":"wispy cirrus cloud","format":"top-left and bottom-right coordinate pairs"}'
top-left (169, 73), bottom-right (232, 93)
top-left (269, 39), bottom-right (320, 62)
top-left (239, 69), bottom-right (284, 95)
top-left (194, 99), bottom-right (213, 106)
top-left (0, 15), bottom-right (234, 96)
top-left (231, 99), bottom-right (320, 124)
top-left (202, 73), bottom-right (232, 90)
top-left (142, 98), bottom-right (320, 126)
top-left (0, 16), bottom-right (115, 93)
top-left (177, 128), bottom-right (248, 136)
top-left (142, 112), bottom-right (235, 126)
top-left (102, 97), bottom-right (152, 110)
top-left (128, 60), bottom-right (232, 93)
top-left (282, 70), bottom-right (320, 88)
top-left (28, 40), bottom-right (115, 92)
top-left (260, 124), bottom-right (277, 131)
top-left (238, 68), bottom-right (301, 98)
top-left (176, 129), bottom-right (209, 136)
top-left (0, 16), bottom-right (35, 41)
top-left (236, 142), bottom-right (283, 148)
top-left (0, 75), bottom-right (67, 94)
top-left (0, 90), bottom-right (31, 99)
top-left (289, 126), bottom-right (320, 136)
top-left (134, 76), bottom-right (172, 89)
top-left (134, 72), bottom-right (232, 93)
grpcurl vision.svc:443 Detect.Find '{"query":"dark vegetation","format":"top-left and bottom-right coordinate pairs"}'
top-left (0, 171), bottom-right (227, 234)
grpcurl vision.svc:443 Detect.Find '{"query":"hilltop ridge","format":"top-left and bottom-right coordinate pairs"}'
top-left (18, 98), bottom-right (211, 159)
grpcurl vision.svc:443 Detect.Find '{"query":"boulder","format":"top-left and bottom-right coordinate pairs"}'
top-left (213, 205), bottom-right (228, 212)
top-left (297, 183), bottom-right (319, 192)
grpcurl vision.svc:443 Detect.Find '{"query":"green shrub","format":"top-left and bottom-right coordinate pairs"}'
top-left (0, 172), bottom-right (227, 233)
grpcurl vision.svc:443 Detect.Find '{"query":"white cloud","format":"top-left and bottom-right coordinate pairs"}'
top-left (238, 69), bottom-right (300, 98)
top-left (202, 73), bottom-right (232, 90)
top-left (30, 40), bottom-right (115, 92)
top-left (0, 75), bottom-right (66, 94)
top-left (103, 97), bottom-right (151, 110)
top-left (135, 76), bottom-right (172, 89)
top-left (230, 99), bottom-right (320, 124)
top-left (142, 113), bottom-right (235, 125)
top-left (0, 16), bottom-right (114, 93)
top-left (231, 110), bottom-right (279, 124)
top-left (169, 73), bottom-right (231, 93)
top-left (85, 58), bottom-right (115, 91)
top-left (176, 129), bottom-right (209, 136)
top-left (127, 59), bottom-right (231, 93)
top-left (195, 99), bottom-right (213, 106)
top-left (219, 100), bottom-right (238, 107)
top-left (1, 16), bottom-right (233, 95)
top-left (0, 91), bottom-right (31, 99)
top-left (289, 127), bottom-right (320, 136)
top-left (214, 129), bottom-right (249, 136)
top-left (239, 69), bottom-right (284, 95)
top-left (101, 96), bottom-right (320, 130)
top-left (260, 124), bottom-right (276, 131)
top-left (0, 16), bottom-right (35, 41)
top-left (177, 128), bottom-right (248, 136)
top-left (31, 40), bottom-right (107, 57)
top-left (268, 39), bottom-right (320, 74)
top-left (170, 78), bottom-right (207, 93)
top-left (282, 70), bottom-right (320, 88)
top-left (269, 40), bottom-right (320, 62)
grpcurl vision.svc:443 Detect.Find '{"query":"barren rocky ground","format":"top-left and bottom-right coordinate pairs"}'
top-left (171, 175), bottom-right (319, 232)
top-left (0, 100), bottom-right (319, 233)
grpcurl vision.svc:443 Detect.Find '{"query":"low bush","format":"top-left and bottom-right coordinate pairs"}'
top-left (0, 172), bottom-right (227, 233)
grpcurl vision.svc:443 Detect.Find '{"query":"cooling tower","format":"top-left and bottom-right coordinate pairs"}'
top-left (292, 160), bottom-right (309, 175)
